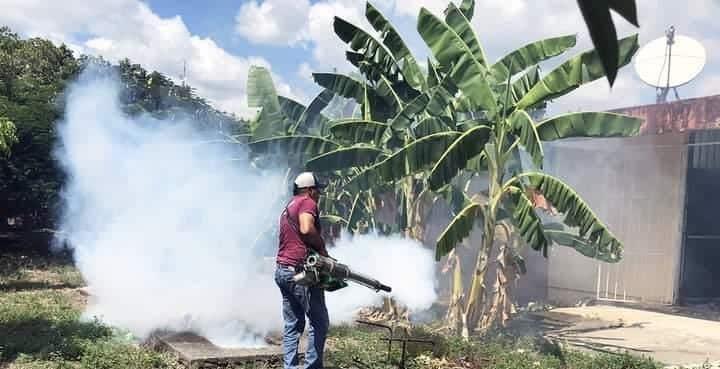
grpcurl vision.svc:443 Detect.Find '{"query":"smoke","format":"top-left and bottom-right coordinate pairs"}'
top-left (53, 69), bottom-right (437, 348)
top-left (325, 232), bottom-right (438, 323)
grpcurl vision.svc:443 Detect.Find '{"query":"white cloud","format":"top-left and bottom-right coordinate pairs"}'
top-left (695, 75), bottom-right (720, 97)
top-left (0, 0), bottom-right (301, 117)
top-left (231, 0), bottom-right (720, 112)
top-left (234, 0), bottom-right (375, 73)
top-left (392, 0), bottom-right (446, 17)
top-left (297, 62), bottom-right (314, 82)
top-left (234, 0), bottom-right (310, 45)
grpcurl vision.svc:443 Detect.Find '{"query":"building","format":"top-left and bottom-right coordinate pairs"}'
top-left (539, 94), bottom-right (720, 306)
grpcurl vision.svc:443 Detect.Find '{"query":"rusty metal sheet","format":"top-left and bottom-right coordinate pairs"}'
top-left (610, 94), bottom-right (720, 135)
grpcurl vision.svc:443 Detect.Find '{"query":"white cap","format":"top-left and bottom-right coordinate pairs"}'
top-left (294, 172), bottom-right (326, 189)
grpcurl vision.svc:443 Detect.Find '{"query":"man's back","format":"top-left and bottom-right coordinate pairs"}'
top-left (277, 195), bottom-right (319, 267)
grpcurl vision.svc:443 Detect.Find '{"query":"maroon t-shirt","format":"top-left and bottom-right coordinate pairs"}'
top-left (277, 195), bottom-right (326, 267)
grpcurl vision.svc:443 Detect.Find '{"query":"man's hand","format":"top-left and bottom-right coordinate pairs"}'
top-left (299, 212), bottom-right (328, 256)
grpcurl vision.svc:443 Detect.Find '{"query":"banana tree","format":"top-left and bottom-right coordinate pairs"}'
top-left (341, 0), bottom-right (643, 336)
top-left (307, 1), bottom-right (472, 241)
top-left (302, 3), bottom-right (476, 321)
top-left (425, 2), bottom-right (643, 335)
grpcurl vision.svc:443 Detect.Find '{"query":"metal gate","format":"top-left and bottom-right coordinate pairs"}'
top-left (679, 130), bottom-right (720, 303)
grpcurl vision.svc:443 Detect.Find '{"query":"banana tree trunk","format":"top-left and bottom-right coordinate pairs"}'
top-left (461, 211), bottom-right (494, 337)
top-left (443, 250), bottom-right (465, 333)
top-left (461, 143), bottom-right (502, 337)
top-left (480, 224), bottom-right (518, 331)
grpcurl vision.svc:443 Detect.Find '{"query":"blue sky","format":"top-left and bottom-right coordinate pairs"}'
top-left (1, 0), bottom-right (718, 117)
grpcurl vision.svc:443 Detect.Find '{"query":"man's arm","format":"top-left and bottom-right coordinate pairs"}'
top-left (299, 212), bottom-right (328, 257)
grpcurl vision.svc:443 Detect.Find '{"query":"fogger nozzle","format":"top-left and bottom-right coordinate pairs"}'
top-left (306, 254), bottom-right (392, 293)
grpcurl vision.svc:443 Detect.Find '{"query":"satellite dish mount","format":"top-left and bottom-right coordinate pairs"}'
top-left (634, 26), bottom-right (706, 104)
top-left (657, 26), bottom-right (679, 103)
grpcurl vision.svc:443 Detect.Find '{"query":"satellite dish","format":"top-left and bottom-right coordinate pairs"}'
top-left (634, 26), bottom-right (706, 103)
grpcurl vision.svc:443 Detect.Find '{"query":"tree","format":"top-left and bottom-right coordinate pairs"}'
top-left (0, 28), bottom-right (246, 236)
top-left (311, 0), bottom-right (643, 336)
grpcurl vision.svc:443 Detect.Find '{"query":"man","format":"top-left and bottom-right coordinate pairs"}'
top-left (275, 172), bottom-right (330, 369)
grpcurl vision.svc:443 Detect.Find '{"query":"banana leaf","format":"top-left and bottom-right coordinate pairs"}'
top-left (435, 201), bottom-right (484, 260)
top-left (577, 0), bottom-right (639, 85)
top-left (389, 92), bottom-right (429, 130)
top-left (507, 189), bottom-right (550, 256)
top-left (459, 0), bottom-right (475, 20)
top-left (509, 110), bottom-right (544, 169)
top-left (544, 228), bottom-right (620, 263)
top-left (312, 73), bottom-right (372, 104)
top-left (365, 2), bottom-right (426, 90)
top-left (248, 135), bottom-right (339, 159)
top-left (293, 89), bottom-right (334, 135)
top-left (417, 8), bottom-right (498, 117)
top-left (305, 146), bottom-right (385, 172)
top-left (490, 35), bottom-right (577, 81)
top-left (425, 84), bottom-right (455, 118)
top-left (444, 3), bottom-right (487, 66)
top-left (278, 96), bottom-right (306, 124)
top-left (427, 58), bottom-right (442, 89)
top-left (334, 16), bottom-right (403, 83)
top-left (247, 65), bottom-right (279, 110)
top-left (536, 112), bottom-right (642, 141)
top-left (412, 116), bottom-right (452, 138)
top-left (251, 108), bottom-right (291, 141)
top-left (434, 182), bottom-right (473, 216)
top-left (499, 66), bottom-right (542, 106)
top-left (376, 75), bottom-right (403, 112)
top-left (247, 66), bottom-right (288, 140)
top-left (516, 172), bottom-right (623, 261)
top-left (329, 119), bottom-right (388, 144)
top-left (427, 125), bottom-right (492, 191)
top-left (345, 131), bottom-right (462, 191)
top-left (516, 34), bottom-right (639, 110)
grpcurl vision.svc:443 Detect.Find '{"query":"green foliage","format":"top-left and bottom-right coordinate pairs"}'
top-left (489, 35), bottom-right (577, 82)
top-left (516, 35), bottom-right (639, 110)
top-left (0, 116), bottom-right (17, 155)
top-left (535, 112), bottom-right (642, 141)
top-left (515, 172), bottom-right (624, 262)
top-left (426, 125), bottom-right (491, 191)
top-left (0, 27), bottom-right (245, 232)
top-left (417, 7), bottom-right (497, 116)
top-left (435, 201), bottom-right (483, 260)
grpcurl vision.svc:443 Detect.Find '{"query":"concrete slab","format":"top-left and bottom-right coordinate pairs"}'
top-left (531, 306), bottom-right (720, 367)
top-left (151, 331), bottom-right (307, 368)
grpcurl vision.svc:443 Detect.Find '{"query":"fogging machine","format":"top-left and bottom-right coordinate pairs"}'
top-left (292, 252), bottom-right (392, 293)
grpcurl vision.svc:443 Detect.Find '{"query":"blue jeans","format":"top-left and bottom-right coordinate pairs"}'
top-left (274, 266), bottom-right (329, 369)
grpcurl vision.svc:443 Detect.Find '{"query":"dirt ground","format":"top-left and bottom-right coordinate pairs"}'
top-left (526, 305), bottom-right (720, 368)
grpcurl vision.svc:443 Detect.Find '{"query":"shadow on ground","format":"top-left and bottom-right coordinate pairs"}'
top-left (0, 317), bottom-right (113, 363)
top-left (0, 280), bottom-right (80, 292)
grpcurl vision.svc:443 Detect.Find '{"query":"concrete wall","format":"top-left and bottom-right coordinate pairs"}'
top-left (541, 132), bottom-right (688, 305)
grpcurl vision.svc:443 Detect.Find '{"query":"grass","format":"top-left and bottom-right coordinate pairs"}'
top-left (0, 252), bottom-right (667, 369)
top-left (0, 253), bottom-right (182, 369)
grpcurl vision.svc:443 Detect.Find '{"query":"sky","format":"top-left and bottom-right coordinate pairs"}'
top-left (1, 0), bottom-right (718, 118)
